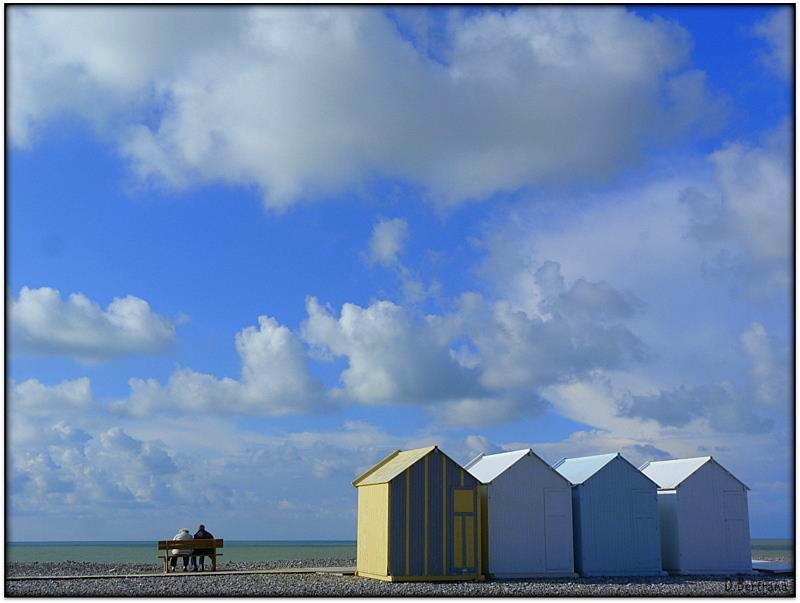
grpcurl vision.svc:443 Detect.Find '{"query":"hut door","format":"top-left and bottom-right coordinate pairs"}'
top-left (544, 489), bottom-right (571, 571)
top-left (632, 490), bottom-right (658, 569)
top-left (723, 491), bottom-right (749, 568)
top-left (453, 489), bottom-right (476, 573)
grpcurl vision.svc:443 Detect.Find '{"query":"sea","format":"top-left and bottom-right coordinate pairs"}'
top-left (5, 539), bottom-right (792, 564)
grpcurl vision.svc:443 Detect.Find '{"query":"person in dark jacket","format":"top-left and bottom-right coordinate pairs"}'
top-left (191, 524), bottom-right (214, 571)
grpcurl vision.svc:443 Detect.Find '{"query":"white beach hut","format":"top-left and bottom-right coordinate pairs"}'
top-left (465, 449), bottom-right (574, 578)
top-left (640, 456), bottom-right (752, 575)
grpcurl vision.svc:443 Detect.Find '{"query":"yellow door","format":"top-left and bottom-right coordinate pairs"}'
top-left (453, 489), bottom-right (476, 573)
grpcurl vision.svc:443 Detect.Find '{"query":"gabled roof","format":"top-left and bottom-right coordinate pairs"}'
top-left (464, 449), bottom-right (530, 483)
top-left (552, 452), bottom-right (619, 485)
top-left (639, 456), bottom-right (750, 490)
top-left (352, 445), bottom-right (436, 486)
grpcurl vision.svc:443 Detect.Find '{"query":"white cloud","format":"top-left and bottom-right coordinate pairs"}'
top-left (366, 218), bottom-right (408, 266)
top-left (622, 382), bottom-right (772, 433)
top-left (11, 377), bottom-right (92, 415)
top-left (11, 286), bottom-right (178, 361)
top-left (117, 315), bottom-right (327, 417)
top-left (740, 322), bottom-right (790, 410)
top-left (684, 129), bottom-right (792, 294)
top-left (477, 126), bottom-right (791, 416)
top-left (450, 281), bottom-right (645, 393)
top-left (11, 426), bottom-right (183, 512)
top-left (7, 379), bottom-right (186, 512)
top-left (8, 7), bottom-right (247, 146)
top-left (431, 398), bottom-right (528, 430)
top-left (364, 217), bottom-right (441, 305)
top-left (10, 7), bottom-right (722, 208)
top-left (301, 267), bottom-right (645, 427)
top-left (302, 296), bottom-right (485, 407)
top-left (753, 9), bottom-right (792, 79)
top-left (462, 434), bottom-right (502, 461)
top-left (480, 124), bottom-right (791, 310)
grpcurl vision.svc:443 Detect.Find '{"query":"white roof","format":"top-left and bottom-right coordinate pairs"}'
top-left (553, 452), bottom-right (618, 485)
top-left (640, 456), bottom-right (749, 490)
top-left (464, 449), bottom-right (530, 483)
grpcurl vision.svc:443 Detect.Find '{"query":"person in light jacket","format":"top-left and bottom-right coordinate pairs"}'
top-left (169, 528), bottom-right (194, 572)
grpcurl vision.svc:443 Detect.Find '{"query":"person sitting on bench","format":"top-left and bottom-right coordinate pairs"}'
top-left (169, 528), bottom-right (194, 572)
top-left (191, 524), bottom-right (214, 571)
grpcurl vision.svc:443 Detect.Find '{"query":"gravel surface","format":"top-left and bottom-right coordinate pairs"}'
top-left (6, 559), bottom-right (794, 597)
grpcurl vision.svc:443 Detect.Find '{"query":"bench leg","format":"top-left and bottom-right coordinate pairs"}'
top-left (212, 554), bottom-right (217, 572)
top-left (164, 556), bottom-right (169, 574)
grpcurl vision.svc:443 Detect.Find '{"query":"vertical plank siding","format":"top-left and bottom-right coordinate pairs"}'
top-left (409, 460), bottom-right (425, 576)
top-left (484, 454), bottom-right (574, 578)
top-left (671, 463), bottom-right (752, 574)
top-left (356, 484), bottom-right (389, 576)
top-left (380, 448), bottom-right (480, 580)
top-left (428, 450), bottom-right (443, 576)
top-left (389, 472), bottom-right (406, 577)
top-left (572, 457), bottom-right (662, 576)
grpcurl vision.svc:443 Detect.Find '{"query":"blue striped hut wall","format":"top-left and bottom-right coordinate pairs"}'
top-left (388, 448), bottom-right (480, 578)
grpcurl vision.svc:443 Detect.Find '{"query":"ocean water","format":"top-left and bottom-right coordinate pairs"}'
top-left (6, 541), bottom-right (357, 564)
top-left (6, 539), bottom-right (791, 565)
top-left (751, 539), bottom-right (795, 562)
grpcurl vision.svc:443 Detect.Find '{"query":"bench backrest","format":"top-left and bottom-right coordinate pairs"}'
top-left (157, 538), bottom-right (223, 550)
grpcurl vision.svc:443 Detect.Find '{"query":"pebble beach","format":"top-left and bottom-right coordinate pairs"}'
top-left (6, 557), bottom-right (794, 597)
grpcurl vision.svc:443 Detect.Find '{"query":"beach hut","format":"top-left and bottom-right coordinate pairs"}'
top-left (465, 449), bottom-right (575, 578)
top-left (640, 456), bottom-right (752, 575)
top-left (352, 445), bottom-right (483, 582)
top-left (554, 452), bottom-right (664, 576)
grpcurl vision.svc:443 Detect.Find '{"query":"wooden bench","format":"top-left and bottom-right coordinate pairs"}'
top-left (157, 539), bottom-right (224, 574)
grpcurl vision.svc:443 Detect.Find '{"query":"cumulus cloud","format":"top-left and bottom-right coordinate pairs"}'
top-left (451, 275), bottom-right (645, 394)
top-left (11, 286), bottom-right (178, 361)
top-left (117, 315), bottom-right (327, 417)
top-left (7, 378), bottom-right (187, 514)
top-left (10, 7), bottom-right (723, 208)
top-left (364, 217), bottom-right (441, 304)
top-left (8, 7), bottom-right (246, 146)
top-left (534, 316), bottom-right (781, 437)
top-left (622, 382), bottom-right (772, 433)
top-left (740, 322), bottom-right (790, 410)
top-left (11, 377), bottom-right (92, 416)
top-left (682, 128), bottom-right (792, 294)
top-left (302, 296), bottom-right (485, 406)
top-left (301, 262), bottom-right (644, 427)
top-left (11, 426), bottom-right (182, 513)
top-left (753, 9), bottom-right (793, 79)
top-left (9, 378), bottom-right (95, 449)
top-left (366, 218), bottom-right (408, 266)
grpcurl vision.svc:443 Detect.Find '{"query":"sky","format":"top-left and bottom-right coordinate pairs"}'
top-left (7, 5), bottom-right (793, 541)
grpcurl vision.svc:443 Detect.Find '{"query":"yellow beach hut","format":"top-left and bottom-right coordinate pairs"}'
top-left (352, 445), bottom-right (483, 582)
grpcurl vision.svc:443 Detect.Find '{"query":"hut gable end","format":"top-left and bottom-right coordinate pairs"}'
top-left (354, 445), bottom-right (436, 486)
top-left (640, 456), bottom-right (749, 491)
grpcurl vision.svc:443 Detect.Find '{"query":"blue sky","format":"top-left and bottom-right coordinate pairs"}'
top-left (8, 6), bottom-right (793, 541)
